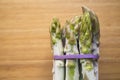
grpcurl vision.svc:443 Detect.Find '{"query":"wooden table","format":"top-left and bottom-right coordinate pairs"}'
top-left (0, 0), bottom-right (120, 80)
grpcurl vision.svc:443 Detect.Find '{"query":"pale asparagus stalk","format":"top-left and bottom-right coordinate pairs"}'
top-left (64, 16), bottom-right (80, 80)
top-left (79, 11), bottom-right (96, 80)
top-left (70, 16), bottom-right (83, 80)
top-left (82, 6), bottom-right (100, 80)
top-left (50, 18), bottom-right (64, 80)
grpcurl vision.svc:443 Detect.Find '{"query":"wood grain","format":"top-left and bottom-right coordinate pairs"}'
top-left (0, 0), bottom-right (120, 80)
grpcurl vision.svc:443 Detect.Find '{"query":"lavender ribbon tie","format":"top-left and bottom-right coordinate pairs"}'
top-left (54, 54), bottom-right (99, 60)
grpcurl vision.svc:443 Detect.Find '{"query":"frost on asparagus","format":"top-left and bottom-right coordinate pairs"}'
top-left (80, 12), bottom-right (93, 71)
top-left (82, 6), bottom-right (100, 80)
top-left (50, 18), bottom-right (64, 80)
top-left (78, 6), bottom-right (100, 80)
top-left (50, 18), bottom-right (61, 44)
top-left (79, 11), bottom-right (96, 80)
top-left (64, 16), bottom-right (81, 80)
top-left (82, 6), bottom-right (100, 45)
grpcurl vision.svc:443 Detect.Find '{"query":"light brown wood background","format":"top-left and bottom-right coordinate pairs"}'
top-left (0, 0), bottom-right (120, 80)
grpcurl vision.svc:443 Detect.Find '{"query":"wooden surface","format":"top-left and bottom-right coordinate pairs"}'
top-left (0, 0), bottom-right (120, 80)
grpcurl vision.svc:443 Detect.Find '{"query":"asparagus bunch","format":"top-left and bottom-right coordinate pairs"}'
top-left (79, 6), bottom-right (100, 80)
top-left (64, 16), bottom-right (81, 80)
top-left (50, 18), bottom-right (64, 80)
top-left (50, 6), bottom-right (100, 80)
top-left (82, 6), bottom-right (100, 80)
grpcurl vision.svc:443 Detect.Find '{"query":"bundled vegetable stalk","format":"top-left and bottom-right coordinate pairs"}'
top-left (50, 18), bottom-right (65, 80)
top-left (63, 16), bottom-right (81, 80)
top-left (50, 6), bottom-right (100, 80)
top-left (79, 6), bottom-right (100, 80)
top-left (82, 6), bottom-right (100, 80)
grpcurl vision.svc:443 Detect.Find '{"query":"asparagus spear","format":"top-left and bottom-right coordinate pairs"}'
top-left (82, 6), bottom-right (100, 80)
top-left (50, 18), bottom-right (64, 80)
top-left (70, 16), bottom-right (83, 80)
top-left (64, 16), bottom-right (81, 80)
top-left (79, 11), bottom-right (96, 80)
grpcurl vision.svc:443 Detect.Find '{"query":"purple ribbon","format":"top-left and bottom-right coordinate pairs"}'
top-left (54, 54), bottom-right (99, 60)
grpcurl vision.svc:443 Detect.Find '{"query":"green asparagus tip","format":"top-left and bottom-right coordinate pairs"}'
top-left (70, 24), bottom-right (74, 30)
top-left (50, 18), bottom-right (62, 45)
top-left (52, 18), bottom-right (60, 28)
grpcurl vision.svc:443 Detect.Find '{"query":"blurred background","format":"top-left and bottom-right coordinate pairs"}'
top-left (0, 0), bottom-right (120, 80)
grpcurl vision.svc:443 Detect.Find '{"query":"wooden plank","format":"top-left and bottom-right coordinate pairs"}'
top-left (0, 0), bottom-right (120, 80)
